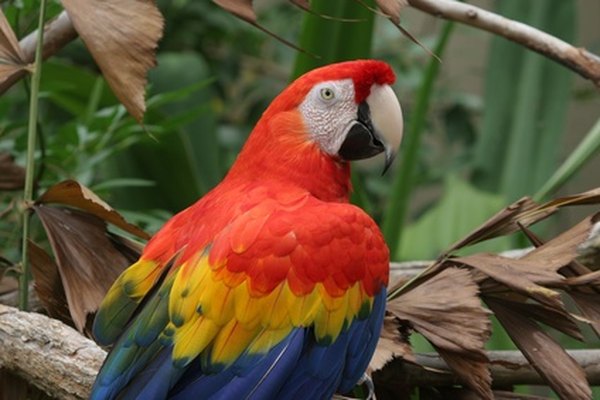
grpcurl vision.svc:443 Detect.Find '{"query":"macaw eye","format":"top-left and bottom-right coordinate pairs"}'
top-left (319, 87), bottom-right (335, 101)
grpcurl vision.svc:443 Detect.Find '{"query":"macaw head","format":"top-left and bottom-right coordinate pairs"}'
top-left (230, 60), bottom-right (403, 198)
top-left (291, 59), bottom-right (403, 173)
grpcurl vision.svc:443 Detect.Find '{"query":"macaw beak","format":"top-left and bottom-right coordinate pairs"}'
top-left (337, 84), bottom-right (404, 174)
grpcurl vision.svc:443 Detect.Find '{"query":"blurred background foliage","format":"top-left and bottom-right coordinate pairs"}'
top-left (0, 0), bottom-right (598, 258)
top-left (1, 0), bottom-right (599, 396)
top-left (1, 0), bottom-right (598, 259)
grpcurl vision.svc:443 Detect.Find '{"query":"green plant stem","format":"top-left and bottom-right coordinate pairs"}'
top-left (382, 22), bottom-right (454, 258)
top-left (534, 116), bottom-right (600, 201)
top-left (19, 0), bottom-right (48, 311)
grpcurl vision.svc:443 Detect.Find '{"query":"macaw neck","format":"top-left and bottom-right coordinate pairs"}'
top-left (227, 114), bottom-right (352, 203)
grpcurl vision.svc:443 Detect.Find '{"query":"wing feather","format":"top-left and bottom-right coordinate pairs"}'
top-left (91, 195), bottom-right (388, 399)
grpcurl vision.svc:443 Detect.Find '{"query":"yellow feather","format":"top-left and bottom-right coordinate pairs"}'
top-left (172, 316), bottom-right (219, 367)
top-left (317, 283), bottom-right (347, 311)
top-left (260, 283), bottom-right (297, 329)
top-left (198, 276), bottom-right (235, 326)
top-left (247, 327), bottom-right (292, 354)
top-left (169, 256), bottom-right (211, 326)
top-left (345, 283), bottom-right (362, 323)
top-left (210, 320), bottom-right (259, 365)
top-left (233, 282), bottom-right (266, 329)
top-left (121, 259), bottom-right (160, 299)
top-left (287, 287), bottom-right (320, 327)
top-left (313, 289), bottom-right (352, 343)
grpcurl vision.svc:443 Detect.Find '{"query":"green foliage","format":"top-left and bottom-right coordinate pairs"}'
top-left (106, 52), bottom-right (220, 212)
top-left (293, 0), bottom-right (376, 78)
top-left (398, 174), bottom-right (509, 260)
top-left (535, 116), bottom-right (600, 201)
top-left (382, 21), bottom-right (455, 256)
top-left (473, 0), bottom-right (576, 201)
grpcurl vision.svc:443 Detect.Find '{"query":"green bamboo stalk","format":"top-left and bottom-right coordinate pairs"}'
top-left (19, 0), bottom-right (48, 311)
top-left (292, 0), bottom-right (375, 78)
top-left (382, 22), bottom-right (454, 258)
top-left (534, 116), bottom-right (600, 201)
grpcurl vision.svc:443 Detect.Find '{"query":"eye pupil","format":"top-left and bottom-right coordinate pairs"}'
top-left (320, 87), bottom-right (334, 100)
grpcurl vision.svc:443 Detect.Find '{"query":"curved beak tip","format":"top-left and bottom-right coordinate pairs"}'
top-left (382, 149), bottom-right (397, 176)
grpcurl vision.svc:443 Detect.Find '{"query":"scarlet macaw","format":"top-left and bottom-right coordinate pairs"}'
top-left (91, 59), bottom-right (403, 400)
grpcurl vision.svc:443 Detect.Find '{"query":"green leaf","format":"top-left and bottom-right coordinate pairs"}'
top-left (292, 0), bottom-right (376, 78)
top-left (473, 0), bottom-right (575, 200)
top-left (397, 175), bottom-right (510, 260)
top-left (105, 52), bottom-right (220, 212)
top-left (535, 116), bottom-right (600, 201)
top-left (382, 22), bottom-right (455, 258)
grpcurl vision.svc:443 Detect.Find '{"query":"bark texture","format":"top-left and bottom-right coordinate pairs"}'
top-left (0, 304), bottom-right (105, 400)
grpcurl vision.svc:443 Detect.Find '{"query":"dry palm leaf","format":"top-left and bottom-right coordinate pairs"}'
top-left (448, 188), bottom-right (600, 253)
top-left (387, 267), bottom-right (492, 398)
top-left (28, 241), bottom-right (72, 326)
top-left (31, 181), bottom-right (146, 333)
top-left (0, 9), bottom-right (28, 86)
top-left (37, 180), bottom-right (150, 240)
top-left (369, 314), bottom-right (414, 372)
top-left (60, 0), bottom-right (164, 122)
top-left (379, 189), bottom-right (600, 399)
top-left (32, 205), bottom-right (140, 332)
top-left (213, 0), bottom-right (313, 56)
top-left (0, 152), bottom-right (26, 190)
top-left (374, 0), bottom-right (409, 25)
top-left (487, 298), bottom-right (591, 400)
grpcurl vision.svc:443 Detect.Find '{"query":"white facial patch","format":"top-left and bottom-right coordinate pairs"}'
top-left (298, 79), bottom-right (358, 155)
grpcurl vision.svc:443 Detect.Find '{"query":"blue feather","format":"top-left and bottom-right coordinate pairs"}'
top-left (91, 289), bottom-right (387, 399)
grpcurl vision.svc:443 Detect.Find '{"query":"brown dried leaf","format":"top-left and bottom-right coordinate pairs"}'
top-left (521, 214), bottom-right (600, 271)
top-left (459, 214), bottom-right (600, 309)
top-left (288, 0), bottom-right (309, 11)
top-left (484, 296), bottom-right (583, 340)
top-left (213, 0), bottom-right (314, 56)
top-left (37, 180), bottom-right (150, 239)
top-left (570, 291), bottom-right (600, 336)
top-left (370, 314), bottom-right (414, 372)
top-left (492, 392), bottom-right (552, 400)
top-left (375, 0), bottom-right (408, 25)
top-left (578, 222), bottom-right (600, 267)
top-left (0, 153), bottom-right (26, 190)
top-left (487, 297), bottom-right (591, 400)
top-left (534, 187), bottom-right (600, 211)
top-left (561, 269), bottom-right (600, 287)
top-left (28, 241), bottom-right (72, 326)
top-left (60, 0), bottom-right (163, 122)
top-left (456, 253), bottom-right (564, 309)
top-left (32, 205), bottom-right (138, 332)
top-left (448, 188), bottom-right (600, 253)
top-left (0, 9), bottom-right (27, 86)
top-left (447, 197), bottom-right (544, 252)
top-left (0, 274), bottom-right (17, 296)
top-left (213, 0), bottom-right (256, 23)
top-left (435, 347), bottom-right (492, 400)
top-left (388, 268), bottom-right (491, 358)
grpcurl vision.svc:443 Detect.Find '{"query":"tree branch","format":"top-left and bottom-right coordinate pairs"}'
top-left (407, 0), bottom-right (600, 87)
top-left (0, 304), bottom-right (105, 400)
top-left (0, 11), bottom-right (77, 95)
top-left (2, 303), bottom-right (600, 399)
top-left (380, 350), bottom-right (600, 387)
